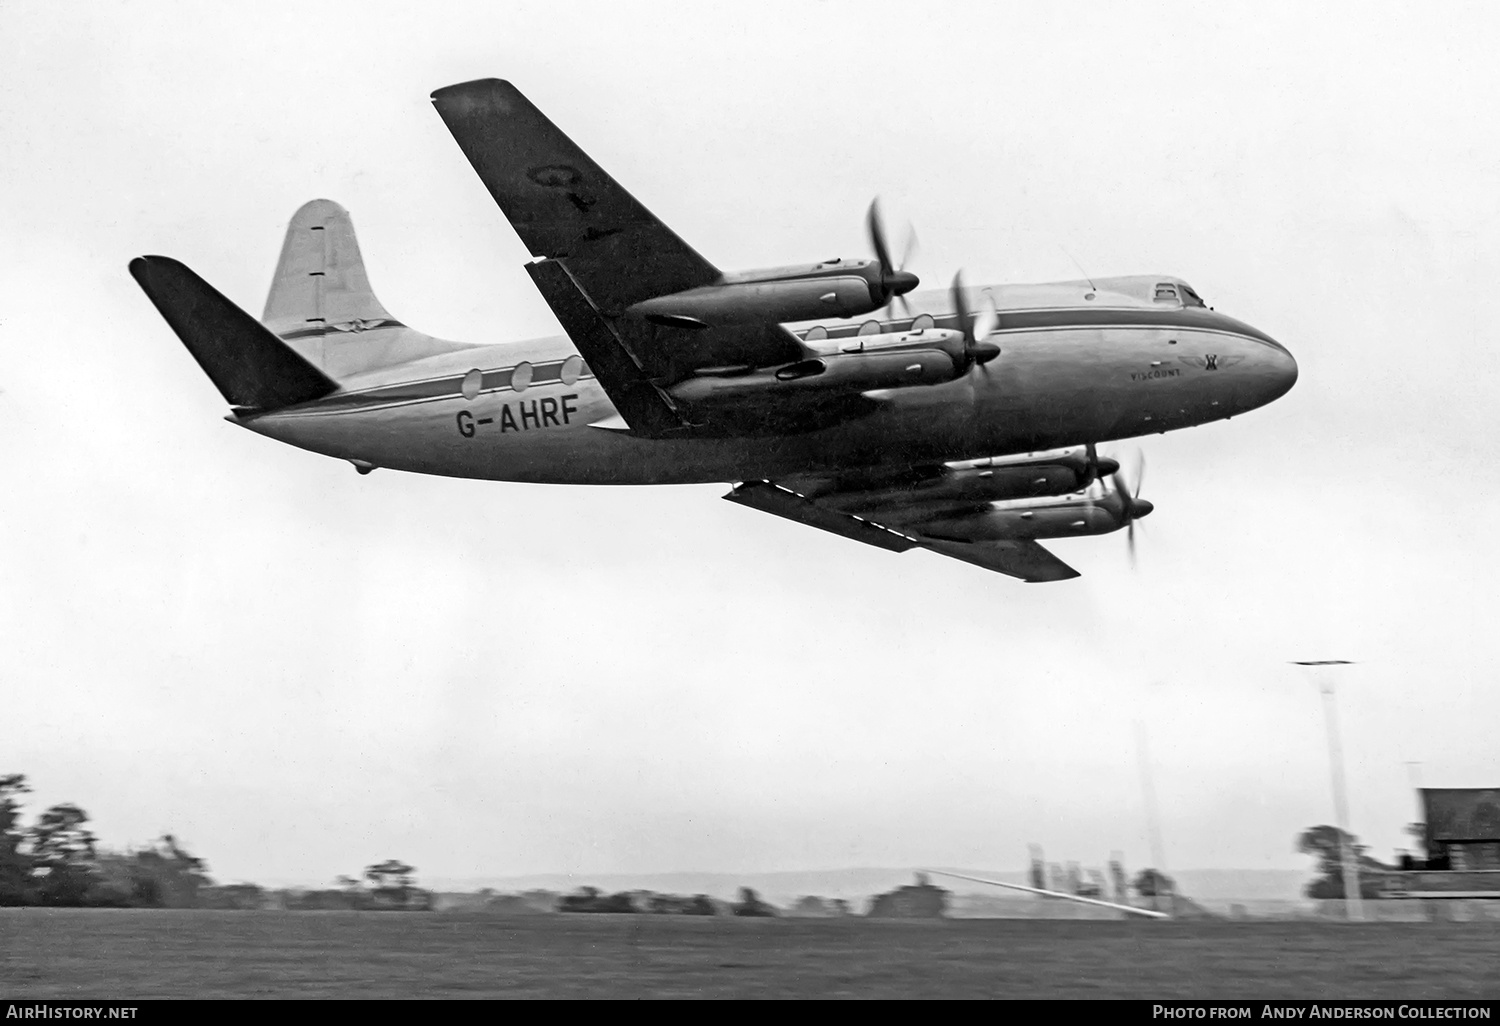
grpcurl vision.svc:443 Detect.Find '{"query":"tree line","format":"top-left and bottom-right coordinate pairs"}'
top-left (0, 774), bottom-right (425, 909)
top-left (557, 885), bottom-right (778, 916)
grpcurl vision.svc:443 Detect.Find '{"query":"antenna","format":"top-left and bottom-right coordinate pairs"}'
top-left (1059, 245), bottom-right (1098, 295)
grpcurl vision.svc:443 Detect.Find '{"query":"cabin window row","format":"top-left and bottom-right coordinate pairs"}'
top-left (460, 355), bottom-right (587, 401)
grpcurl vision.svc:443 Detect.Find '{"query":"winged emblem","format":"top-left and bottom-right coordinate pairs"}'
top-left (1179, 354), bottom-right (1245, 372)
top-left (331, 318), bottom-right (384, 333)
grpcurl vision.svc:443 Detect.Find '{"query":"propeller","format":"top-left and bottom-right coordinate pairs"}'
top-left (1083, 442), bottom-right (1119, 487)
top-left (867, 199), bottom-right (920, 315)
top-left (948, 271), bottom-right (1002, 372)
top-left (1109, 451), bottom-right (1153, 567)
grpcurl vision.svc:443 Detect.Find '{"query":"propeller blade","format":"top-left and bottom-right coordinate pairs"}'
top-left (867, 199), bottom-right (894, 277)
top-left (950, 274), bottom-right (1002, 371)
top-left (1111, 453), bottom-right (1149, 567)
top-left (899, 224), bottom-right (919, 272)
top-left (868, 199), bottom-right (919, 298)
top-left (950, 271), bottom-right (971, 333)
top-left (1111, 470), bottom-right (1131, 521)
top-left (973, 292), bottom-right (998, 343)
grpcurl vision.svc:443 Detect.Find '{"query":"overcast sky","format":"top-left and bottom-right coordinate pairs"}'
top-left (4, 1), bottom-right (1498, 889)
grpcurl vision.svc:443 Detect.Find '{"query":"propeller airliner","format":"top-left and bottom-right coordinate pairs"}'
top-left (130, 78), bottom-right (1297, 582)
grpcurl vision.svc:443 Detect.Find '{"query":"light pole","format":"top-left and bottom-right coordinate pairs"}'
top-left (1134, 718), bottom-right (1169, 906)
top-left (1291, 659), bottom-right (1361, 921)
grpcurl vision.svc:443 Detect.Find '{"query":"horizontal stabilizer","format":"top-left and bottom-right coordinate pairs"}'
top-left (130, 256), bottom-right (338, 411)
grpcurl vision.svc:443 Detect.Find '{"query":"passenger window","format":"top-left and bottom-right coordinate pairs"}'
top-left (461, 368), bottom-right (483, 401)
top-left (804, 326), bottom-right (828, 341)
top-left (912, 314), bottom-right (935, 331)
top-left (560, 355), bottom-right (583, 386)
top-left (510, 362), bottom-right (533, 392)
top-left (858, 320), bottom-right (881, 336)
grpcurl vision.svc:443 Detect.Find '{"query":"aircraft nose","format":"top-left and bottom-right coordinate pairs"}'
top-left (1270, 342), bottom-right (1298, 398)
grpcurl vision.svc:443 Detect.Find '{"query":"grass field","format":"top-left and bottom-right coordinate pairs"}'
top-left (3, 910), bottom-right (1499, 999)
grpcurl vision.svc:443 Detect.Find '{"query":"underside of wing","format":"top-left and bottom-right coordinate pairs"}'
top-left (431, 79), bottom-right (720, 315)
top-left (726, 469), bottom-right (1084, 583)
top-left (723, 481), bottom-right (922, 554)
top-left (915, 538), bottom-right (1080, 582)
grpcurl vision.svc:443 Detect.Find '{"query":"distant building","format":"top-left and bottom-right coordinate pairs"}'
top-left (866, 873), bottom-right (950, 919)
top-left (1380, 787), bottom-right (1500, 900)
top-left (1422, 789), bottom-right (1500, 871)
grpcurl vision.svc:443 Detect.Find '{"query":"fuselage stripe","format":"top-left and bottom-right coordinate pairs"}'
top-left (252, 305), bottom-right (1277, 420)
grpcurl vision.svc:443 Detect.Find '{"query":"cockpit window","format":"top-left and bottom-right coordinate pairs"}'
top-left (1153, 283), bottom-right (1179, 303)
top-left (1179, 284), bottom-right (1206, 308)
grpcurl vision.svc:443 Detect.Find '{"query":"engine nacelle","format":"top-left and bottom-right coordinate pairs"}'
top-left (821, 449), bottom-right (1117, 514)
top-left (919, 500), bottom-right (1125, 542)
top-left (626, 260), bottom-right (891, 327)
top-left (667, 330), bottom-right (964, 403)
top-left (822, 466), bottom-right (1081, 515)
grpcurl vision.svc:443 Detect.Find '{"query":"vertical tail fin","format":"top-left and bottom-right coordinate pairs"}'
top-left (262, 199), bottom-right (400, 338)
top-left (260, 199), bottom-right (477, 377)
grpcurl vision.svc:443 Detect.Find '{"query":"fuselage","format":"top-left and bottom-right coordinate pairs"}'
top-left (239, 274), bottom-right (1297, 485)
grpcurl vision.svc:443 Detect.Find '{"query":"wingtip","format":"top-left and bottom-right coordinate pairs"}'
top-left (430, 78), bottom-right (513, 102)
top-left (129, 255), bottom-right (177, 280)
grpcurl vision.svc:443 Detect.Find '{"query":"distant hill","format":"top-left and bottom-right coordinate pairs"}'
top-left (418, 867), bottom-right (1310, 907)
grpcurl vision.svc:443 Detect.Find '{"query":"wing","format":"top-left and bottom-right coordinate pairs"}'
top-left (916, 538), bottom-right (1081, 582)
top-left (724, 478), bottom-right (1081, 583)
top-left (526, 256), bottom-right (868, 437)
top-left (432, 78), bottom-right (807, 390)
top-left (430, 78), bottom-right (720, 315)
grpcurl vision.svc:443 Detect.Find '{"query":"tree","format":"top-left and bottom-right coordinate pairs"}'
top-left (558, 886), bottom-right (639, 913)
top-left (791, 896), bottom-right (830, 917)
top-left (0, 774), bottom-right (33, 905)
top-left (732, 887), bottom-right (777, 917)
top-left (364, 859), bottom-right (416, 906)
top-left (1133, 868), bottom-right (1174, 897)
top-left (1404, 822), bottom-right (1428, 861)
top-left (1296, 825), bottom-right (1389, 899)
top-left (127, 835), bottom-right (211, 907)
top-left (28, 803), bottom-right (98, 906)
